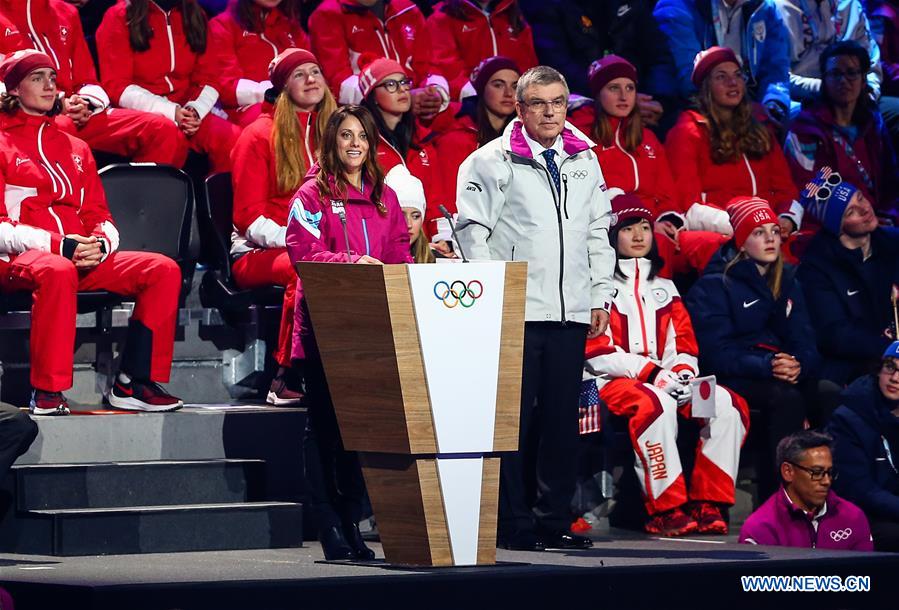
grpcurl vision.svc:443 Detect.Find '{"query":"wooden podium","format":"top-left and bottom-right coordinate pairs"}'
top-left (297, 261), bottom-right (526, 566)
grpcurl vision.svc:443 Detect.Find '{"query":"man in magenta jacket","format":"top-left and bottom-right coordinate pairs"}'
top-left (740, 429), bottom-right (874, 550)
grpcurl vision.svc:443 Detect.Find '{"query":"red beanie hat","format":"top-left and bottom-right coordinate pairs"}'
top-left (726, 196), bottom-right (778, 248)
top-left (358, 54), bottom-right (408, 99)
top-left (470, 55), bottom-right (520, 97)
top-left (610, 192), bottom-right (654, 228)
top-left (691, 46), bottom-right (742, 87)
top-left (0, 49), bottom-right (55, 92)
top-left (268, 48), bottom-right (320, 93)
top-left (588, 55), bottom-right (638, 97)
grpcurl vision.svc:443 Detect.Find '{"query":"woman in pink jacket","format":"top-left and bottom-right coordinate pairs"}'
top-left (286, 104), bottom-right (411, 561)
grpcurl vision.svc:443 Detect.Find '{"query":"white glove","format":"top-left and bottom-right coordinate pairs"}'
top-left (672, 382), bottom-right (692, 407)
top-left (653, 369), bottom-right (681, 396)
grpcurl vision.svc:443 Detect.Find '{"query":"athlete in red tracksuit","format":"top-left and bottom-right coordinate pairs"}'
top-left (207, 0), bottom-right (311, 127)
top-left (574, 55), bottom-right (727, 277)
top-left (0, 0), bottom-right (187, 166)
top-left (357, 57), bottom-right (448, 245)
top-left (95, 0), bottom-right (241, 173)
top-left (581, 194), bottom-right (749, 536)
top-left (308, 0), bottom-right (448, 109)
top-left (286, 105), bottom-right (410, 561)
top-left (426, 0), bottom-right (538, 100)
top-left (0, 50), bottom-right (182, 415)
top-left (230, 48), bottom-right (336, 406)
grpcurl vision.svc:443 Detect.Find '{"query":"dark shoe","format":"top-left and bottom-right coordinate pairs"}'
top-left (690, 502), bottom-right (728, 535)
top-left (539, 530), bottom-right (593, 550)
top-left (29, 390), bottom-right (70, 416)
top-left (645, 507), bottom-right (699, 537)
top-left (342, 520), bottom-right (376, 560)
top-left (319, 524), bottom-right (355, 561)
top-left (108, 378), bottom-right (183, 412)
top-left (498, 529), bottom-right (545, 551)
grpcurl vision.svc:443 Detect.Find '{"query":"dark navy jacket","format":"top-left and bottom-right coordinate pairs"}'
top-left (829, 375), bottom-right (899, 520)
top-left (797, 229), bottom-right (899, 386)
top-left (685, 243), bottom-right (820, 380)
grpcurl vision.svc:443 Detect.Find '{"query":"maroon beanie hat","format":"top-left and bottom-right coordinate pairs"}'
top-left (726, 196), bottom-right (778, 248)
top-left (588, 55), bottom-right (638, 97)
top-left (358, 55), bottom-right (408, 99)
top-left (268, 48), bottom-right (320, 93)
top-left (610, 192), bottom-right (655, 228)
top-left (691, 46), bottom-right (741, 87)
top-left (0, 50), bottom-right (55, 92)
top-left (470, 55), bottom-right (521, 96)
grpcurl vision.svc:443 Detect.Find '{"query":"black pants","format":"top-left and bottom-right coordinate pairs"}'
top-left (720, 377), bottom-right (816, 500)
top-left (499, 321), bottom-right (588, 537)
top-left (870, 517), bottom-right (899, 552)
top-left (300, 322), bottom-right (366, 531)
top-left (0, 403), bottom-right (37, 480)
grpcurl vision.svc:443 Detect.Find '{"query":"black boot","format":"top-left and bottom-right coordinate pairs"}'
top-left (342, 519), bottom-right (376, 560)
top-left (319, 523), bottom-right (355, 560)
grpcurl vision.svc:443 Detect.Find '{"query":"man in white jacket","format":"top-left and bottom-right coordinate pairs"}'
top-left (455, 65), bottom-right (615, 551)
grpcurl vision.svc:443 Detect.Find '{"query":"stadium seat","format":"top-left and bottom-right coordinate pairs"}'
top-left (198, 172), bottom-right (284, 317)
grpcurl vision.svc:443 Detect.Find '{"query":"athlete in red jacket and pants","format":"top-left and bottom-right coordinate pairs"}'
top-left (95, 0), bottom-right (240, 173)
top-left (0, 0), bottom-right (188, 166)
top-left (207, 0), bottom-right (311, 126)
top-left (0, 51), bottom-right (183, 415)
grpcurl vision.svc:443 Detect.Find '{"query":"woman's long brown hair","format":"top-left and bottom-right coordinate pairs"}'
top-left (233, 0), bottom-right (302, 32)
top-left (591, 96), bottom-right (644, 153)
top-left (315, 105), bottom-right (386, 213)
top-left (126, 0), bottom-right (208, 53)
top-left (696, 76), bottom-right (771, 164)
top-left (273, 86), bottom-right (337, 195)
top-left (724, 249), bottom-right (784, 300)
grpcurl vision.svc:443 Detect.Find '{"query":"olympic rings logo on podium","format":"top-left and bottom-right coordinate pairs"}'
top-left (433, 280), bottom-right (484, 308)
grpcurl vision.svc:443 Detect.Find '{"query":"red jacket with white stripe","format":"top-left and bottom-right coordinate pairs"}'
top-left (207, 2), bottom-right (310, 111)
top-left (375, 124), bottom-right (448, 233)
top-left (568, 110), bottom-right (679, 218)
top-left (230, 105), bottom-right (317, 256)
top-left (0, 0), bottom-right (110, 110)
top-left (426, 0), bottom-right (538, 100)
top-left (95, 1), bottom-right (220, 123)
top-left (431, 112), bottom-right (477, 238)
top-left (309, 0), bottom-right (444, 104)
top-left (664, 109), bottom-right (801, 234)
top-left (0, 111), bottom-right (117, 260)
top-left (584, 257), bottom-right (699, 387)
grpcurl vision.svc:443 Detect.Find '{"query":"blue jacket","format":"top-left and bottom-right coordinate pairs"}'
top-left (829, 375), bottom-right (899, 520)
top-left (653, 0), bottom-right (791, 109)
top-left (797, 229), bottom-right (899, 386)
top-left (685, 243), bottom-right (820, 379)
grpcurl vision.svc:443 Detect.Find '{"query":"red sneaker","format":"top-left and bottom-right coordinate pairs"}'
top-left (266, 375), bottom-right (304, 407)
top-left (29, 390), bottom-right (71, 416)
top-left (108, 378), bottom-right (183, 412)
top-left (691, 502), bottom-right (728, 535)
top-left (570, 517), bottom-right (592, 534)
top-left (645, 507), bottom-right (699, 537)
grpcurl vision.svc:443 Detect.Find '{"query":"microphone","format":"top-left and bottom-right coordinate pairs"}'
top-left (337, 208), bottom-right (353, 263)
top-left (438, 205), bottom-right (469, 263)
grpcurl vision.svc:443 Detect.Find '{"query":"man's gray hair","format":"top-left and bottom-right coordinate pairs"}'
top-left (516, 66), bottom-right (569, 102)
top-left (776, 429), bottom-right (833, 472)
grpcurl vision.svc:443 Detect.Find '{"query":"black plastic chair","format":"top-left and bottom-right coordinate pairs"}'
top-left (198, 172), bottom-right (284, 316)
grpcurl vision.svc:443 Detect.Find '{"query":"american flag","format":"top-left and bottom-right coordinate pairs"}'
top-left (802, 167), bottom-right (834, 200)
top-left (579, 379), bottom-right (602, 435)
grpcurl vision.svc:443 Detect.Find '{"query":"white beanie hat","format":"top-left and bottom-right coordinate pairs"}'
top-left (384, 166), bottom-right (426, 215)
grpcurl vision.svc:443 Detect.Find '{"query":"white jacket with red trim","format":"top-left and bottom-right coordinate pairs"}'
top-left (0, 111), bottom-right (117, 261)
top-left (584, 257), bottom-right (698, 387)
top-left (95, 1), bottom-right (220, 123)
top-left (308, 0), bottom-right (446, 104)
top-left (426, 0), bottom-right (538, 100)
top-left (230, 105), bottom-right (317, 255)
top-left (207, 2), bottom-right (311, 110)
top-left (0, 0), bottom-right (110, 110)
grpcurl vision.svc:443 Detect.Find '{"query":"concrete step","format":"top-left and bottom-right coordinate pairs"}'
top-left (12, 501), bottom-right (303, 556)
top-left (14, 459), bottom-right (265, 511)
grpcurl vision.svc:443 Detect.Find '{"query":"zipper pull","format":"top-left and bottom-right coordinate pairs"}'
top-left (561, 173), bottom-right (569, 220)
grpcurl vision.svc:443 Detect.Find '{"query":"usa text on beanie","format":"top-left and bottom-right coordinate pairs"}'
top-left (726, 196), bottom-right (777, 248)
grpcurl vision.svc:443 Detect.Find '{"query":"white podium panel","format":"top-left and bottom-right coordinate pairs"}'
top-left (407, 262), bottom-right (506, 454)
